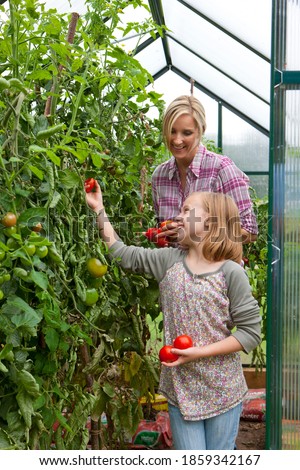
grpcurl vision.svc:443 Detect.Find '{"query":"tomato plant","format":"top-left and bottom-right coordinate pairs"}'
top-left (0, 0), bottom-right (167, 451)
top-left (159, 345), bottom-right (179, 363)
top-left (173, 334), bottom-right (193, 349)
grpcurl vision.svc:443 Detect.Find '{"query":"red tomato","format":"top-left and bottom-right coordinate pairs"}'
top-left (173, 334), bottom-right (193, 349)
top-left (159, 345), bottom-right (179, 363)
top-left (144, 227), bottom-right (159, 241)
top-left (144, 227), bottom-right (168, 247)
top-left (1, 212), bottom-right (17, 227)
top-left (155, 236), bottom-right (169, 247)
top-left (84, 178), bottom-right (96, 193)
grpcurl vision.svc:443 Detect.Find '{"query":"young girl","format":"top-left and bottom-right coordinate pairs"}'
top-left (85, 180), bottom-right (261, 450)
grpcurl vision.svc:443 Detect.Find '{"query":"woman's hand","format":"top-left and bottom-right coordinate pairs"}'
top-left (85, 179), bottom-right (103, 213)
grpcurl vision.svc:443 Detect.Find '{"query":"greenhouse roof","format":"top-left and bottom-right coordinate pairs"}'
top-left (1, 0), bottom-right (272, 134)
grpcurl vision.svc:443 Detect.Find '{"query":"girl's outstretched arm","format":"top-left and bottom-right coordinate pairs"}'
top-left (85, 179), bottom-right (119, 248)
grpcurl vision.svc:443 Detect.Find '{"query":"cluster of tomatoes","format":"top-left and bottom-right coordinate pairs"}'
top-left (144, 220), bottom-right (172, 248)
top-left (84, 257), bottom-right (108, 306)
top-left (0, 212), bottom-right (50, 301)
top-left (159, 334), bottom-right (193, 363)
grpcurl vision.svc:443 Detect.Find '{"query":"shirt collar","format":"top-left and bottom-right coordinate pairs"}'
top-left (168, 145), bottom-right (204, 180)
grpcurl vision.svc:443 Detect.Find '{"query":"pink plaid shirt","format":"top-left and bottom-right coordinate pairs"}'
top-left (151, 144), bottom-right (258, 234)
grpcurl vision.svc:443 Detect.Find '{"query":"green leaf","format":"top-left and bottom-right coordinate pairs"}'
top-left (3, 295), bottom-right (42, 329)
top-left (103, 382), bottom-right (115, 398)
top-left (50, 43), bottom-right (70, 60)
top-left (49, 191), bottom-right (61, 208)
top-left (28, 165), bottom-right (44, 180)
top-left (0, 344), bottom-right (13, 360)
top-left (45, 328), bottom-right (60, 352)
top-left (27, 69), bottom-right (52, 80)
top-left (91, 389), bottom-right (108, 420)
top-left (28, 269), bottom-right (48, 290)
top-left (0, 361), bottom-right (8, 373)
top-left (91, 153), bottom-right (105, 168)
top-left (18, 207), bottom-right (47, 225)
top-left (0, 429), bottom-right (14, 450)
top-left (90, 128), bottom-right (106, 139)
top-left (16, 388), bottom-right (34, 428)
top-left (29, 144), bottom-right (47, 153)
top-left (56, 145), bottom-right (85, 163)
top-left (17, 370), bottom-right (40, 396)
top-left (46, 149), bottom-right (61, 166)
top-left (129, 351), bottom-right (142, 376)
top-left (58, 169), bottom-right (81, 188)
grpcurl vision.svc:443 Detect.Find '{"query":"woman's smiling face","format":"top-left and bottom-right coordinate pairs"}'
top-left (168, 114), bottom-right (200, 162)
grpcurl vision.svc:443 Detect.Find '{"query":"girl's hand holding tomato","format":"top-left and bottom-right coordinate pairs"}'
top-left (161, 346), bottom-right (201, 367)
top-left (159, 334), bottom-right (196, 366)
top-left (84, 178), bottom-right (96, 193)
top-left (84, 179), bottom-right (103, 214)
top-left (158, 219), bottom-right (183, 247)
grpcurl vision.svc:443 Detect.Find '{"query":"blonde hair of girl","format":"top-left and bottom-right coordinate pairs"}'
top-left (199, 192), bottom-right (243, 264)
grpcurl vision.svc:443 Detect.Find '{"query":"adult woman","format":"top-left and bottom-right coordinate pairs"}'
top-left (152, 95), bottom-right (258, 244)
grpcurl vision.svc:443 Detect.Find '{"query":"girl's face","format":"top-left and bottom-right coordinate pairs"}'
top-left (177, 193), bottom-right (208, 246)
top-left (168, 114), bottom-right (199, 162)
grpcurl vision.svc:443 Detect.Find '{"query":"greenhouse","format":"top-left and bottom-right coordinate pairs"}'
top-left (0, 0), bottom-right (299, 451)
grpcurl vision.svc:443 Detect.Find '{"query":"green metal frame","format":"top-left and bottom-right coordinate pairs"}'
top-left (267, 0), bottom-right (300, 450)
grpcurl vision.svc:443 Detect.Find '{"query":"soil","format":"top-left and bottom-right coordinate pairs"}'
top-left (236, 420), bottom-right (266, 450)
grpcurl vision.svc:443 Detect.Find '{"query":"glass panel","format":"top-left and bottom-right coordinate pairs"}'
top-left (43, 0), bottom-right (87, 14)
top-left (184, 0), bottom-right (272, 58)
top-left (135, 38), bottom-right (166, 76)
top-left (286, 0), bottom-right (300, 69)
top-left (222, 109), bottom-right (269, 173)
top-left (281, 87), bottom-right (300, 450)
top-left (168, 38), bottom-right (270, 131)
top-left (149, 70), bottom-right (218, 137)
top-left (247, 175), bottom-right (269, 199)
top-left (162, 0), bottom-right (270, 101)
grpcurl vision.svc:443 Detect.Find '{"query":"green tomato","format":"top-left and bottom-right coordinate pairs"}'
top-left (3, 273), bottom-right (11, 282)
top-left (0, 249), bottom-right (5, 261)
top-left (3, 226), bottom-right (17, 237)
top-left (24, 243), bottom-right (36, 256)
top-left (6, 237), bottom-right (18, 250)
top-left (0, 275), bottom-right (4, 284)
top-left (0, 290), bottom-right (4, 301)
top-left (35, 245), bottom-right (48, 258)
top-left (84, 288), bottom-right (99, 306)
top-left (86, 258), bottom-right (107, 278)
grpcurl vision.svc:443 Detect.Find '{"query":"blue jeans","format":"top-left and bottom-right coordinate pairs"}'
top-left (168, 402), bottom-right (242, 450)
